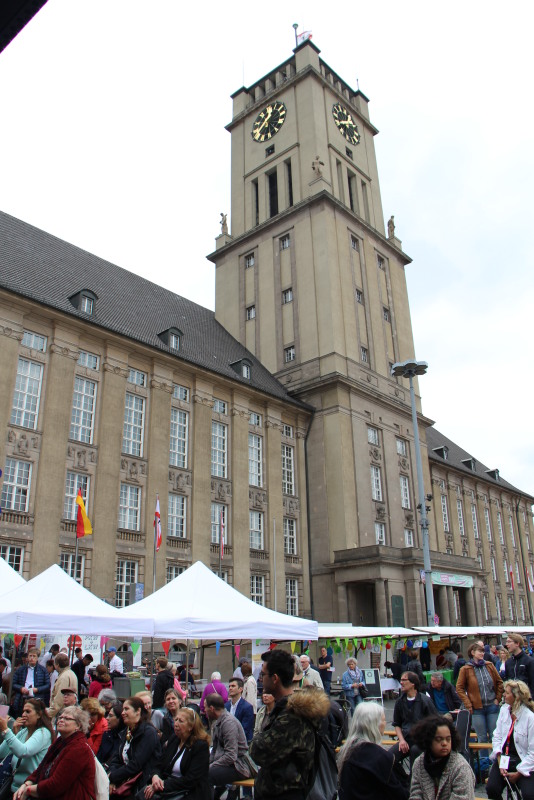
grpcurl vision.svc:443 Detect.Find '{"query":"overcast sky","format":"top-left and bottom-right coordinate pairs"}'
top-left (1, 0), bottom-right (532, 497)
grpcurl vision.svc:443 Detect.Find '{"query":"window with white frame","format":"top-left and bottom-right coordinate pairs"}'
top-left (504, 558), bottom-right (509, 583)
top-left (80, 295), bottom-right (94, 315)
top-left (377, 255), bottom-right (385, 270)
top-left (242, 363), bottom-right (251, 380)
top-left (471, 504), bottom-right (479, 539)
top-left (166, 563), bottom-right (186, 583)
top-left (60, 552), bottom-right (84, 583)
top-left (0, 545), bottom-right (24, 574)
top-left (360, 346), bottom-right (369, 363)
top-left (248, 433), bottom-right (263, 487)
top-left (441, 493), bottom-right (449, 532)
top-left (245, 253), bottom-right (255, 269)
top-left (280, 234), bottom-right (290, 250)
top-left (11, 358), bottom-right (43, 429)
top-left (457, 500), bottom-right (465, 536)
top-left (22, 330), bottom-right (47, 352)
top-left (527, 532), bottom-right (531, 552)
top-left (211, 503), bottom-right (227, 544)
top-left (367, 426), bottom-right (379, 446)
top-left (1, 458), bottom-right (31, 512)
top-left (383, 307), bottom-right (391, 322)
top-left (453, 591), bottom-right (461, 622)
top-left (400, 475), bottom-right (411, 509)
top-left (115, 559), bottom-right (138, 607)
top-left (396, 439), bottom-right (407, 456)
top-left (170, 408), bottom-right (188, 468)
top-left (284, 345), bottom-right (296, 363)
top-left (70, 377), bottom-right (96, 444)
top-left (173, 384), bottom-right (190, 402)
top-left (211, 421), bottom-right (227, 478)
top-left (482, 594), bottom-right (490, 622)
top-left (168, 494), bottom-right (186, 538)
top-left (213, 399), bottom-right (227, 414)
top-left (212, 569), bottom-right (229, 583)
top-left (246, 305), bottom-right (256, 321)
top-left (370, 466), bottom-right (382, 502)
top-left (250, 574), bottom-right (265, 605)
top-left (119, 484), bottom-right (140, 530)
top-left (375, 522), bottom-right (386, 545)
top-left (77, 350), bottom-right (99, 370)
top-left (286, 578), bottom-right (298, 615)
top-left (477, 553), bottom-right (484, 570)
top-left (249, 511), bottom-right (264, 550)
top-left (491, 556), bottom-right (497, 582)
top-left (496, 594), bottom-right (503, 622)
top-left (282, 288), bottom-right (293, 304)
top-left (284, 517), bottom-right (297, 555)
top-left (484, 507), bottom-right (492, 541)
top-left (404, 529), bottom-right (414, 547)
top-left (283, 424), bottom-right (293, 438)
top-left (520, 596), bottom-right (527, 621)
top-left (508, 596), bottom-right (515, 622)
top-left (122, 393), bottom-right (145, 456)
top-left (63, 471), bottom-right (89, 520)
top-left (128, 368), bottom-right (146, 387)
top-left (282, 444), bottom-right (295, 495)
top-left (516, 562), bottom-right (521, 584)
top-left (250, 412), bottom-right (262, 427)
top-left (351, 235), bottom-right (359, 251)
top-left (497, 512), bottom-right (505, 544)
top-left (356, 289), bottom-right (363, 304)
top-left (509, 515), bottom-right (516, 548)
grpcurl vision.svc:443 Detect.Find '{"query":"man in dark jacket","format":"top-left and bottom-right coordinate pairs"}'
top-left (453, 652), bottom-right (467, 681)
top-left (72, 653), bottom-right (93, 698)
top-left (152, 657), bottom-right (175, 709)
top-left (10, 647), bottom-right (50, 716)
top-left (426, 672), bottom-right (462, 717)
top-left (250, 649), bottom-right (330, 800)
top-left (504, 634), bottom-right (534, 697)
top-left (225, 678), bottom-right (254, 742)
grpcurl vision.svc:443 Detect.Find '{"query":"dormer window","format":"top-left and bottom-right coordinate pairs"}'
top-left (486, 468), bottom-right (500, 482)
top-left (230, 358), bottom-right (252, 380)
top-left (69, 289), bottom-right (98, 315)
top-left (158, 328), bottom-right (182, 351)
top-left (432, 446), bottom-right (449, 460)
top-left (461, 457), bottom-right (476, 471)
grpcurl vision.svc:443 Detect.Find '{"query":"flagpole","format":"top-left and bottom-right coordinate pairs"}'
top-left (273, 518), bottom-right (277, 611)
top-left (292, 23), bottom-right (298, 48)
top-left (150, 493), bottom-right (159, 690)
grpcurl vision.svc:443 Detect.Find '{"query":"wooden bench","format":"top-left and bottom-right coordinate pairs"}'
top-left (384, 728), bottom-right (397, 738)
top-left (231, 778), bottom-right (255, 798)
top-left (469, 741), bottom-right (492, 784)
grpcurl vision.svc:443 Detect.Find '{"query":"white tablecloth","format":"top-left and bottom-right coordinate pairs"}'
top-left (380, 677), bottom-right (401, 692)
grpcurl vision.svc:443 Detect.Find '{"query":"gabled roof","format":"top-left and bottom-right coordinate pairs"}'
top-left (0, 210), bottom-right (307, 409)
top-left (426, 426), bottom-right (533, 500)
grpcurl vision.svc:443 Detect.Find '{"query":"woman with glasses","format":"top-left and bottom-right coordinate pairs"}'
top-left (409, 715), bottom-right (475, 800)
top-left (13, 706), bottom-right (95, 800)
top-left (0, 698), bottom-right (54, 795)
top-left (391, 672), bottom-right (437, 768)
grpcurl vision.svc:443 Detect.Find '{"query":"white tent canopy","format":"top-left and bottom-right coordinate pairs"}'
top-left (0, 557), bottom-right (25, 596)
top-left (318, 625), bottom-right (420, 639)
top-left (118, 560), bottom-right (318, 640)
top-left (0, 564), bottom-right (154, 637)
top-left (413, 626), bottom-right (534, 637)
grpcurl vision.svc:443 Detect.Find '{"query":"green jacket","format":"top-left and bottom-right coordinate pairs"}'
top-left (0, 726), bottom-right (52, 790)
top-left (250, 688), bottom-right (330, 799)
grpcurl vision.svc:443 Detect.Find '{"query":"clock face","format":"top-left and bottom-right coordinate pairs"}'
top-left (332, 103), bottom-right (361, 146)
top-left (251, 101), bottom-right (287, 142)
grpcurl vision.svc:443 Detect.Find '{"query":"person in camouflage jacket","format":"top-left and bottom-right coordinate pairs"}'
top-left (250, 650), bottom-right (330, 800)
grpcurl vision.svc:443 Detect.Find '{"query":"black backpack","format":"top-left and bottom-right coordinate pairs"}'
top-left (306, 728), bottom-right (338, 800)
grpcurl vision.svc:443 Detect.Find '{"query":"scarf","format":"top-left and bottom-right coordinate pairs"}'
top-left (423, 750), bottom-right (451, 781)
top-left (470, 659), bottom-right (486, 667)
top-left (347, 667), bottom-right (362, 682)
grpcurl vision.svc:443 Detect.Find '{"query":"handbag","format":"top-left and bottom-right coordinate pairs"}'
top-left (242, 751), bottom-right (259, 778)
top-left (358, 684), bottom-right (369, 698)
top-left (111, 771), bottom-right (143, 797)
top-left (0, 757), bottom-right (16, 800)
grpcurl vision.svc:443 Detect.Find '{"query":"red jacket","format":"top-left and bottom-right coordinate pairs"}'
top-left (88, 715), bottom-right (108, 754)
top-left (89, 678), bottom-right (112, 698)
top-left (27, 730), bottom-right (95, 800)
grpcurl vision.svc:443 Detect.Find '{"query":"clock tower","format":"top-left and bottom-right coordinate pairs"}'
top-left (210, 39), bottom-right (436, 626)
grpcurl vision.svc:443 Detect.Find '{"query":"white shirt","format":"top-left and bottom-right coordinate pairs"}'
top-left (229, 699), bottom-right (239, 716)
top-left (1, 656), bottom-right (12, 675)
top-left (109, 654), bottom-right (124, 674)
top-left (24, 666), bottom-right (35, 695)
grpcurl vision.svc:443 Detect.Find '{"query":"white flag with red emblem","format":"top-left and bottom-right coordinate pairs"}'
top-left (154, 495), bottom-right (162, 552)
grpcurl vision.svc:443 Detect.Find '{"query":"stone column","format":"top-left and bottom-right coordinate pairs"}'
top-left (465, 587), bottom-right (476, 626)
top-left (375, 579), bottom-right (387, 626)
top-left (419, 581), bottom-right (427, 626)
top-left (265, 413), bottom-right (284, 611)
top-left (439, 585), bottom-right (450, 626)
top-left (230, 394), bottom-right (251, 597)
top-left (446, 586), bottom-right (456, 624)
top-left (190, 381), bottom-right (214, 567)
top-left (337, 582), bottom-right (349, 622)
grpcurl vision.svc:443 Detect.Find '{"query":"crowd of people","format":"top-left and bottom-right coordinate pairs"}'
top-left (1, 636), bottom-right (534, 799)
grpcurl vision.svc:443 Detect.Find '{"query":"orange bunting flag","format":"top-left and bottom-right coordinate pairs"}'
top-left (76, 488), bottom-right (92, 538)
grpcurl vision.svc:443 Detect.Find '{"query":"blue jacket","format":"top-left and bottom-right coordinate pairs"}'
top-left (224, 697), bottom-right (254, 742)
top-left (11, 664), bottom-right (50, 715)
top-left (0, 726), bottom-right (52, 790)
top-left (341, 667), bottom-right (366, 700)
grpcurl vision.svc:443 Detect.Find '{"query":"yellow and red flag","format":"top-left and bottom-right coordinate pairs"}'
top-left (76, 488), bottom-right (92, 538)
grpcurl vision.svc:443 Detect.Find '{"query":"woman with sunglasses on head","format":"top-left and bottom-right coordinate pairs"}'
top-left (0, 698), bottom-right (54, 795)
top-left (13, 706), bottom-right (95, 800)
top-left (108, 696), bottom-right (161, 796)
top-left (409, 715), bottom-right (475, 800)
top-left (486, 679), bottom-right (534, 800)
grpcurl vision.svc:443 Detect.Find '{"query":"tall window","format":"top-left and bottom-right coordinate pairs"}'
top-left (360, 346), bottom-right (369, 363)
top-left (245, 253), bottom-right (255, 269)
top-left (370, 466), bottom-right (382, 502)
top-left (441, 494), bottom-right (449, 532)
top-left (116, 559), bottom-right (138, 607)
top-left (482, 594), bottom-right (490, 622)
top-left (168, 494), bottom-right (186, 538)
top-left (375, 522), bottom-right (386, 544)
top-left (248, 433), bottom-right (263, 486)
top-left (1, 458), bottom-right (31, 512)
top-left (284, 518), bottom-right (297, 555)
top-left (211, 422), bottom-right (227, 478)
top-left (249, 511), bottom-right (264, 550)
top-left (457, 500), bottom-right (465, 536)
top-left (509, 515), bottom-right (517, 548)
top-left (119, 484), bottom-right (140, 530)
top-left (497, 512), bottom-right (505, 544)
top-left (367, 427), bottom-right (379, 446)
top-left (60, 552), bottom-right (84, 584)
top-left (122, 393), bottom-right (145, 456)
top-left (491, 556), bottom-right (497, 582)
top-left (170, 408), bottom-right (188, 468)
top-left (282, 445), bottom-right (295, 495)
top-left (284, 346), bottom-right (296, 363)
top-left (280, 234), bottom-right (290, 250)
top-left (471, 504), bottom-right (479, 539)
top-left (520, 596), bottom-right (527, 622)
top-left (508, 596), bottom-right (514, 622)
top-left (70, 377), bottom-right (96, 443)
top-left (250, 575), bottom-right (265, 606)
top-left (400, 475), bottom-right (411, 509)
top-left (484, 507), bottom-right (492, 541)
top-left (282, 288), bottom-right (293, 304)
top-left (396, 439), bottom-right (407, 456)
top-left (211, 503), bottom-right (227, 544)
top-left (404, 529), bottom-right (414, 547)
top-left (64, 472), bottom-right (89, 520)
top-left (286, 578), bottom-right (298, 615)
top-left (504, 558), bottom-right (509, 583)
top-left (496, 594), bottom-right (503, 622)
top-left (11, 358), bottom-right (43, 429)
top-left (166, 564), bottom-right (185, 583)
top-left (516, 562), bottom-right (521, 585)
top-left (0, 545), bottom-right (24, 574)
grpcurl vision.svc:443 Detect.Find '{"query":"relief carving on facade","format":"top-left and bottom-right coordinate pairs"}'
top-left (103, 362), bottom-right (129, 378)
top-left (404, 513), bottom-right (414, 526)
top-left (7, 430), bottom-right (16, 443)
top-left (250, 489), bottom-right (267, 509)
top-left (49, 343), bottom-right (78, 360)
top-left (0, 326), bottom-right (23, 341)
top-left (398, 457), bottom-right (409, 471)
top-left (283, 497), bottom-right (300, 516)
top-left (150, 377), bottom-right (173, 393)
top-left (211, 480), bottom-right (232, 500)
top-left (168, 470), bottom-right (192, 492)
top-left (265, 417), bottom-right (283, 431)
top-left (231, 407), bottom-right (249, 419)
top-left (193, 394), bottom-right (213, 407)
top-left (376, 505), bottom-right (386, 520)
top-left (369, 447), bottom-right (381, 463)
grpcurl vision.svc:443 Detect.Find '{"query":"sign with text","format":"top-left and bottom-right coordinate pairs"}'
top-left (431, 572), bottom-right (473, 588)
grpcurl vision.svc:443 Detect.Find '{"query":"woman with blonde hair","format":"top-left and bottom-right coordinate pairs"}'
top-left (80, 696), bottom-right (108, 753)
top-left (338, 701), bottom-right (408, 800)
top-left (487, 680), bottom-right (534, 800)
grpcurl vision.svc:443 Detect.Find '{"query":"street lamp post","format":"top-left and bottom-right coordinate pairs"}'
top-left (391, 359), bottom-right (435, 627)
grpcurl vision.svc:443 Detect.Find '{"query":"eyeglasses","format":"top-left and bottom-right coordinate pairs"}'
top-left (58, 716), bottom-right (76, 722)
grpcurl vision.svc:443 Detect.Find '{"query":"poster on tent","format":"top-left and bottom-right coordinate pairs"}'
top-left (40, 634), bottom-right (102, 664)
top-left (252, 639), bottom-right (270, 678)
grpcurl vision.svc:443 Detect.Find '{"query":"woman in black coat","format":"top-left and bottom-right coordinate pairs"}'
top-left (108, 696), bottom-right (161, 795)
top-left (140, 707), bottom-right (211, 800)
